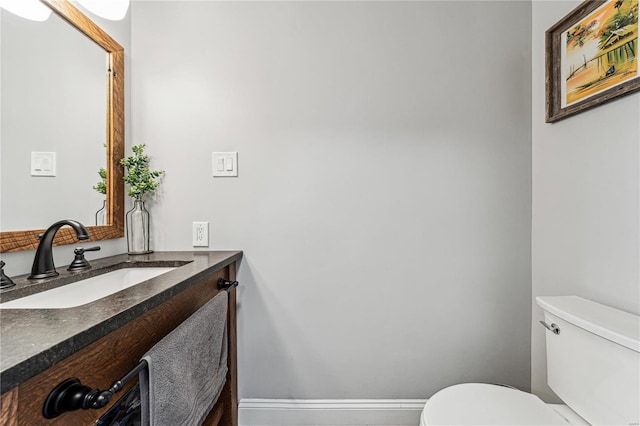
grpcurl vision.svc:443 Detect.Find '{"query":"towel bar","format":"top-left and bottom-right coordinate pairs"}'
top-left (218, 278), bottom-right (239, 292)
top-left (43, 359), bottom-right (148, 418)
top-left (42, 281), bottom-right (238, 419)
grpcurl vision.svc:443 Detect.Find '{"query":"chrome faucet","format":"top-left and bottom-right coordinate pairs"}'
top-left (28, 220), bottom-right (90, 279)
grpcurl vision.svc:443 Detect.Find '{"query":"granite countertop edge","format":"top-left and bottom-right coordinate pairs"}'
top-left (0, 250), bottom-right (243, 394)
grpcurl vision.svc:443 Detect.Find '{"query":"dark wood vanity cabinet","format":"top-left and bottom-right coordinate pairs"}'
top-left (0, 262), bottom-right (238, 426)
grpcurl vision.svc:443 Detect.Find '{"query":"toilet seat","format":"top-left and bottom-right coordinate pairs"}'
top-left (420, 383), bottom-right (571, 425)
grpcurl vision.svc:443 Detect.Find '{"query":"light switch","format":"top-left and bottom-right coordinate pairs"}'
top-left (212, 152), bottom-right (238, 177)
top-left (216, 157), bottom-right (224, 172)
top-left (31, 152), bottom-right (56, 176)
top-left (224, 157), bottom-right (234, 171)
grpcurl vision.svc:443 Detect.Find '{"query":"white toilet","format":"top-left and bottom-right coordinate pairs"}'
top-left (420, 295), bottom-right (640, 425)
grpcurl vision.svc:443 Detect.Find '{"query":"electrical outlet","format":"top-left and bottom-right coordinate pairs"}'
top-left (192, 222), bottom-right (209, 247)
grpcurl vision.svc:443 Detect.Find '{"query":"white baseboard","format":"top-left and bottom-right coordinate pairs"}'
top-left (239, 399), bottom-right (427, 426)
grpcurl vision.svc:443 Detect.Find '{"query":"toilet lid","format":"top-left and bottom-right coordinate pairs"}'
top-left (422, 383), bottom-right (570, 425)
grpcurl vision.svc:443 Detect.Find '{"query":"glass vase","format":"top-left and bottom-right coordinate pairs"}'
top-left (95, 199), bottom-right (107, 226)
top-left (126, 198), bottom-right (152, 254)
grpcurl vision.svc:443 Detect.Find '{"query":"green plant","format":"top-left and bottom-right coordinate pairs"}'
top-left (93, 168), bottom-right (107, 195)
top-left (120, 144), bottom-right (165, 200)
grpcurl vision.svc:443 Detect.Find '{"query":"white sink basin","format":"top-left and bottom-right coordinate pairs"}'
top-left (0, 267), bottom-right (175, 309)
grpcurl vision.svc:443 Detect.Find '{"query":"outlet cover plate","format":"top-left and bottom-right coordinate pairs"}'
top-left (192, 222), bottom-right (209, 247)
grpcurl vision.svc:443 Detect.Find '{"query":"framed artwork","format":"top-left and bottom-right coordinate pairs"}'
top-left (546, 0), bottom-right (639, 123)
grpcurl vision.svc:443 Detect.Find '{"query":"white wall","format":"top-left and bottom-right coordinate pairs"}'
top-left (132, 1), bottom-right (532, 400)
top-left (531, 0), bottom-right (640, 402)
top-left (0, 7), bottom-right (131, 276)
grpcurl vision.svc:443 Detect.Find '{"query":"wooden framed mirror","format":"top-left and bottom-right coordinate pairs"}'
top-left (0, 0), bottom-right (124, 253)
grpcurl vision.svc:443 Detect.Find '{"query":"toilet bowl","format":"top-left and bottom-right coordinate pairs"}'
top-left (419, 383), bottom-right (588, 425)
top-left (419, 296), bottom-right (640, 425)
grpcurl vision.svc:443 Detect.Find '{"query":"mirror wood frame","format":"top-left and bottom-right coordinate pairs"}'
top-left (0, 0), bottom-right (124, 253)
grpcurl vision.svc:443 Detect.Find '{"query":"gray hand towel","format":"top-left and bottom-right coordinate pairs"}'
top-left (140, 291), bottom-right (228, 426)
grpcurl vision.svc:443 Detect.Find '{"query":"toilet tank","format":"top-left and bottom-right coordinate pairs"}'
top-left (536, 296), bottom-right (639, 426)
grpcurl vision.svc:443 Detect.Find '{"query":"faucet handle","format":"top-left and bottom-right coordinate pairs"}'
top-left (0, 260), bottom-right (16, 289)
top-left (68, 246), bottom-right (101, 272)
top-left (73, 246), bottom-right (101, 255)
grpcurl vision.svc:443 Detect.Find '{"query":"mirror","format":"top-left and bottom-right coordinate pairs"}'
top-left (1, 8), bottom-right (106, 230)
top-left (0, 0), bottom-right (124, 252)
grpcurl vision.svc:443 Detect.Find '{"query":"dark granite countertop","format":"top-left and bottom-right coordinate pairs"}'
top-left (0, 250), bottom-right (242, 394)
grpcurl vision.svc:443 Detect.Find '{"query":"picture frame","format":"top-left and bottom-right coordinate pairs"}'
top-left (546, 0), bottom-right (639, 123)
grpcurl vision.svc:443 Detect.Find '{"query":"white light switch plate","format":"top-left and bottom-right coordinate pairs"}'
top-left (31, 152), bottom-right (56, 176)
top-left (212, 152), bottom-right (238, 177)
